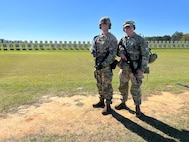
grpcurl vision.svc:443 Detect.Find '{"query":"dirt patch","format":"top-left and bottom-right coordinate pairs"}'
top-left (0, 92), bottom-right (189, 141)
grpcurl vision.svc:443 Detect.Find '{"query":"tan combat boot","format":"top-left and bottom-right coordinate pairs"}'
top-left (102, 100), bottom-right (112, 115)
top-left (92, 97), bottom-right (105, 108)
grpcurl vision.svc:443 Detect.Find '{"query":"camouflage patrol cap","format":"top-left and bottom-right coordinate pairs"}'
top-left (123, 20), bottom-right (136, 30)
top-left (99, 17), bottom-right (111, 29)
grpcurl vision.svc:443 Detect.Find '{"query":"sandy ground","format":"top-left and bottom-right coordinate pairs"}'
top-left (0, 91), bottom-right (189, 141)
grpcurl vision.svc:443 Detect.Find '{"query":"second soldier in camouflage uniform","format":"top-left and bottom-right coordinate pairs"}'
top-left (90, 17), bottom-right (117, 115)
top-left (115, 20), bottom-right (149, 117)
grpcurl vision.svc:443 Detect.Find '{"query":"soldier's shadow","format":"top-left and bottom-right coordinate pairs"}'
top-left (111, 110), bottom-right (188, 142)
top-left (138, 113), bottom-right (189, 142)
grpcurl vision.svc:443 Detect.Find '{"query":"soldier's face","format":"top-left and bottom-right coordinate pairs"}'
top-left (101, 24), bottom-right (109, 31)
top-left (125, 27), bottom-right (134, 36)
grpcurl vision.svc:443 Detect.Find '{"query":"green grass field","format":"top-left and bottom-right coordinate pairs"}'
top-left (0, 49), bottom-right (189, 142)
top-left (0, 49), bottom-right (189, 113)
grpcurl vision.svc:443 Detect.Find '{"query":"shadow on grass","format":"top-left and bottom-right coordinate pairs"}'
top-left (138, 114), bottom-right (189, 142)
top-left (111, 110), bottom-right (176, 142)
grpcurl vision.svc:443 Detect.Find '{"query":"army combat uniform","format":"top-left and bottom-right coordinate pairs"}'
top-left (116, 20), bottom-right (149, 117)
top-left (90, 17), bottom-right (117, 115)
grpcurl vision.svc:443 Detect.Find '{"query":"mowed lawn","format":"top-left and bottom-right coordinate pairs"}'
top-left (0, 49), bottom-right (189, 112)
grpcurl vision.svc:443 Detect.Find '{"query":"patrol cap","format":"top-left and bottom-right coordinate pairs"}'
top-left (99, 17), bottom-right (111, 29)
top-left (123, 20), bottom-right (136, 30)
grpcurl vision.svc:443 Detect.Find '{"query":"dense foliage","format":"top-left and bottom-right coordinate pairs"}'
top-left (145, 31), bottom-right (189, 41)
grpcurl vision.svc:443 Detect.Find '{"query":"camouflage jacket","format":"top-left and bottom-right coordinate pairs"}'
top-left (90, 32), bottom-right (117, 68)
top-left (118, 32), bottom-right (149, 72)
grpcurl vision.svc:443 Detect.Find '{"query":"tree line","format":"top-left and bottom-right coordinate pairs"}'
top-left (145, 31), bottom-right (189, 42)
top-left (1, 31), bottom-right (189, 43)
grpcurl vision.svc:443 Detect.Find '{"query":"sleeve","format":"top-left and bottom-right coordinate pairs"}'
top-left (90, 42), bottom-right (95, 57)
top-left (90, 36), bottom-right (98, 57)
top-left (139, 37), bottom-right (149, 72)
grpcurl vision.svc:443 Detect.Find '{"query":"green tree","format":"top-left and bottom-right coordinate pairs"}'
top-left (171, 31), bottom-right (183, 41)
top-left (181, 33), bottom-right (189, 41)
top-left (162, 35), bottom-right (171, 41)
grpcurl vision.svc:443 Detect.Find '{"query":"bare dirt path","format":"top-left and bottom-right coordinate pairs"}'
top-left (0, 92), bottom-right (189, 141)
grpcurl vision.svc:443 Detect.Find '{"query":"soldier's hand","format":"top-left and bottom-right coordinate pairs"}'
top-left (120, 54), bottom-right (127, 61)
top-left (137, 70), bottom-right (144, 75)
top-left (95, 63), bottom-right (103, 70)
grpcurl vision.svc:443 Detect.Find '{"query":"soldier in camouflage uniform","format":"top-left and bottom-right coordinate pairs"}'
top-left (115, 20), bottom-right (149, 117)
top-left (90, 17), bottom-right (117, 115)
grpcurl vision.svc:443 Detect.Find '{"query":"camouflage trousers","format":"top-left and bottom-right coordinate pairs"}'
top-left (118, 68), bottom-right (144, 105)
top-left (94, 66), bottom-right (113, 101)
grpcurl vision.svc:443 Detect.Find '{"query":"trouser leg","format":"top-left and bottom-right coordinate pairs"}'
top-left (130, 74), bottom-right (143, 117)
top-left (116, 69), bottom-right (130, 110)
